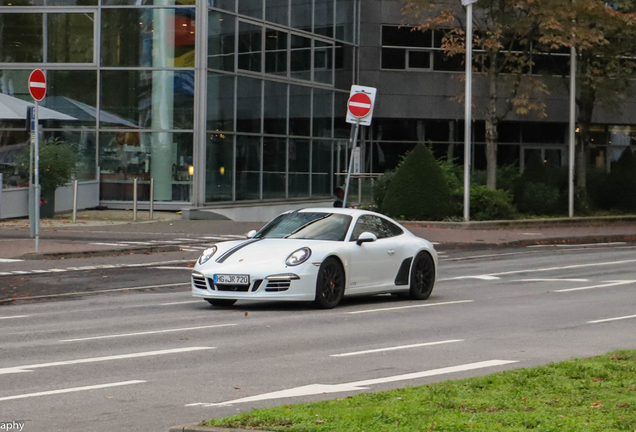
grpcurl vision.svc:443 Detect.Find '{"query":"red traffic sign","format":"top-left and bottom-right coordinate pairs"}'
top-left (28, 69), bottom-right (47, 101)
top-left (347, 92), bottom-right (373, 118)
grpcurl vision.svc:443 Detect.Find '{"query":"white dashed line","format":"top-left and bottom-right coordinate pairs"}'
top-left (588, 314), bottom-right (636, 324)
top-left (330, 339), bottom-right (464, 357)
top-left (348, 300), bottom-right (474, 314)
top-left (60, 324), bottom-right (236, 342)
top-left (0, 381), bottom-right (146, 402)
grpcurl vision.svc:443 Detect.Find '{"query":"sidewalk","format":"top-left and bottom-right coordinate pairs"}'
top-left (1, 210), bottom-right (636, 259)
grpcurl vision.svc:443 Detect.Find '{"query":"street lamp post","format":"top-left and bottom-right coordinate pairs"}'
top-left (462, 0), bottom-right (477, 222)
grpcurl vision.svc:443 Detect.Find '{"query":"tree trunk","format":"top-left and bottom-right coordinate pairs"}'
top-left (485, 59), bottom-right (499, 190)
top-left (576, 72), bottom-right (596, 191)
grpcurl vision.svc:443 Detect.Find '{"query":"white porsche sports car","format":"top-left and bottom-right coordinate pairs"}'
top-left (191, 208), bottom-right (437, 309)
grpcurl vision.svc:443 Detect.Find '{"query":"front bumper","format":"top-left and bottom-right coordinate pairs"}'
top-left (191, 263), bottom-right (319, 302)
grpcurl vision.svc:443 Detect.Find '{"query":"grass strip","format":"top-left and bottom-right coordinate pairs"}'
top-left (203, 350), bottom-right (636, 431)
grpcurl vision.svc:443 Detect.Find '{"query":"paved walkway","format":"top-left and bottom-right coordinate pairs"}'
top-left (1, 210), bottom-right (636, 259)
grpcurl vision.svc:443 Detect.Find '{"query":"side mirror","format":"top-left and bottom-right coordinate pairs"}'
top-left (356, 231), bottom-right (377, 246)
top-left (246, 230), bottom-right (258, 239)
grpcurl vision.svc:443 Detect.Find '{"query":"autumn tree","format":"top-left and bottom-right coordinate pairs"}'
top-left (402, 0), bottom-right (549, 190)
top-left (536, 0), bottom-right (636, 190)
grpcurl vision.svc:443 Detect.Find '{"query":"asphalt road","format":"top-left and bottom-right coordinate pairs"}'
top-left (1, 244), bottom-right (636, 432)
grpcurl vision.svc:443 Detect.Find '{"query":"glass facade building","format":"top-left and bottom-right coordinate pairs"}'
top-left (0, 0), bottom-right (358, 207)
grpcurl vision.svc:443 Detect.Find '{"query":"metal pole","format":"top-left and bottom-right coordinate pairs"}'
top-left (72, 180), bottom-right (78, 223)
top-left (343, 119), bottom-right (361, 208)
top-left (34, 100), bottom-right (40, 252)
top-left (29, 107), bottom-right (35, 238)
top-left (568, 47), bottom-right (576, 217)
top-left (133, 178), bottom-right (138, 222)
top-left (149, 178), bottom-right (154, 220)
top-left (463, 2), bottom-right (473, 222)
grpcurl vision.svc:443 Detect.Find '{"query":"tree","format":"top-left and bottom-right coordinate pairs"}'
top-left (402, 0), bottom-right (549, 190)
top-left (536, 0), bottom-right (636, 190)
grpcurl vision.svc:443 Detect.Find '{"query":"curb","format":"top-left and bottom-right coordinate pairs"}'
top-left (16, 244), bottom-right (182, 260)
top-left (433, 234), bottom-right (636, 251)
top-left (170, 424), bottom-right (271, 432)
top-left (403, 215), bottom-right (636, 230)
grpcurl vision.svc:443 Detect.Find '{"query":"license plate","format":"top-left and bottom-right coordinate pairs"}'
top-left (214, 274), bottom-right (250, 285)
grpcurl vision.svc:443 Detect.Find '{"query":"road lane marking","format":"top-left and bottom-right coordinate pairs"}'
top-left (451, 275), bottom-right (500, 280)
top-left (588, 314), bottom-right (636, 324)
top-left (555, 242), bottom-right (626, 247)
top-left (0, 258), bottom-right (24, 263)
top-left (0, 282), bottom-right (191, 302)
top-left (160, 300), bottom-right (202, 306)
top-left (187, 359), bottom-right (518, 407)
top-left (0, 380), bottom-right (146, 402)
top-left (438, 251), bottom-right (531, 263)
top-left (60, 324), bottom-right (236, 342)
top-left (347, 300), bottom-right (473, 314)
top-left (0, 315), bottom-right (29, 320)
top-left (0, 347), bottom-right (214, 375)
top-left (154, 266), bottom-right (193, 270)
top-left (90, 243), bottom-right (124, 246)
top-left (330, 339), bottom-right (464, 357)
top-left (511, 278), bottom-right (590, 282)
top-left (556, 281), bottom-right (636, 293)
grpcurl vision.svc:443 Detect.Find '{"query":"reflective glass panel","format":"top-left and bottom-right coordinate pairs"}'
top-left (266, 0), bottom-right (288, 26)
top-left (99, 132), bottom-right (193, 202)
top-left (0, 0), bottom-right (96, 5)
top-left (291, 0), bottom-right (312, 32)
top-left (0, 13), bottom-right (43, 62)
top-left (265, 29), bottom-right (288, 76)
top-left (208, 10), bottom-right (235, 72)
top-left (103, 0), bottom-right (193, 4)
top-left (289, 85), bottom-right (310, 136)
top-left (288, 138), bottom-right (309, 197)
top-left (236, 135), bottom-right (261, 200)
top-left (207, 73), bottom-right (235, 132)
top-left (264, 80), bottom-right (287, 135)
top-left (314, 0), bottom-right (334, 37)
top-left (47, 13), bottom-right (94, 63)
top-left (236, 76), bottom-right (262, 133)
top-left (334, 92), bottom-right (349, 138)
top-left (238, 0), bottom-right (262, 19)
top-left (100, 70), bottom-right (194, 129)
top-left (238, 21), bottom-right (262, 72)
top-left (206, 133), bottom-right (234, 202)
top-left (209, 0), bottom-right (235, 12)
top-left (313, 88), bottom-right (333, 137)
top-left (41, 70), bottom-right (98, 129)
top-left (101, 8), bottom-right (196, 68)
top-left (314, 40), bottom-right (334, 84)
top-left (312, 140), bottom-right (332, 195)
top-left (43, 130), bottom-right (96, 180)
top-left (290, 35), bottom-right (311, 81)
top-left (263, 137), bottom-right (286, 199)
top-left (335, 0), bottom-right (354, 42)
top-left (0, 128), bottom-right (29, 188)
top-left (335, 42), bottom-right (354, 90)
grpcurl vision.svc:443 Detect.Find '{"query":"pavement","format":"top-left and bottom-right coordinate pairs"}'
top-left (1, 210), bottom-right (636, 260)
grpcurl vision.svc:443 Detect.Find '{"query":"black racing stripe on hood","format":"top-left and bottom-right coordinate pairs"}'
top-left (215, 238), bottom-right (263, 263)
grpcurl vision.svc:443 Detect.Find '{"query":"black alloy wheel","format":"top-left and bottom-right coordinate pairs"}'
top-left (206, 299), bottom-right (237, 307)
top-left (409, 252), bottom-right (435, 300)
top-left (314, 257), bottom-right (345, 309)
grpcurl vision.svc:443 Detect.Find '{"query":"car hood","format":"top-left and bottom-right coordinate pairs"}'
top-left (209, 238), bottom-right (330, 267)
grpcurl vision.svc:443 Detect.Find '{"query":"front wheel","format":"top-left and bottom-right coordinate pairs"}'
top-left (206, 299), bottom-right (237, 307)
top-left (409, 252), bottom-right (435, 300)
top-left (314, 257), bottom-right (345, 309)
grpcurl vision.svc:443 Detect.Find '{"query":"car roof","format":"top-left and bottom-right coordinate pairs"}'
top-left (295, 208), bottom-right (385, 217)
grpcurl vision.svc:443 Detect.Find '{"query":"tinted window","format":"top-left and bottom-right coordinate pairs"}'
top-left (256, 212), bottom-right (352, 241)
top-left (350, 215), bottom-right (402, 241)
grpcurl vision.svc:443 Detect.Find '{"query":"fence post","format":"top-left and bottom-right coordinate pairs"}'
top-left (149, 178), bottom-right (154, 220)
top-left (133, 178), bottom-right (138, 222)
top-left (72, 180), bottom-right (78, 223)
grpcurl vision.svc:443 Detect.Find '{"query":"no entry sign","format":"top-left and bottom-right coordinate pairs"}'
top-left (28, 69), bottom-right (46, 101)
top-left (346, 85), bottom-right (377, 126)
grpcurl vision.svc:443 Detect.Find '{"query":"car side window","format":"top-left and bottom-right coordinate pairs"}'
top-left (350, 215), bottom-right (399, 241)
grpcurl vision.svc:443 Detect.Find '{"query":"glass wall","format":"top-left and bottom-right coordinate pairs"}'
top-left (0, 0), bottom-right (358, 204)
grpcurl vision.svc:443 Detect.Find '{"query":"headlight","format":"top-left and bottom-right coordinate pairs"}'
top-left (285, 247), bottom-right (312, 266)
top-left (199, 246), bottom-right (218, 265)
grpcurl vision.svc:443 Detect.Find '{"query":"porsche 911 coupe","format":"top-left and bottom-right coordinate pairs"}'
top-left (191, 208), bottom-right (437, 309)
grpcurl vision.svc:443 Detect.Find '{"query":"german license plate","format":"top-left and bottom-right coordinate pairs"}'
top-left (214, 274), bottom-right (250, 285)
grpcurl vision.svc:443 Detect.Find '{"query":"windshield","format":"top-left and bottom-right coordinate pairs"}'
top-left (255, 212), bottom-right (352, 241)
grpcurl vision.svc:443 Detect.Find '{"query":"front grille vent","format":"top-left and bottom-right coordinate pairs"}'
top-left (192, 275), bottom-right (208, 290)
top-left (265, 280), bottom-right (291, 292)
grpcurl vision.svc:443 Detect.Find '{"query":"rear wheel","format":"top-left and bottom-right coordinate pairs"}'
top-left (314, 257), bottom-right (345, 309)
top-left (409, 252), bottom-right (435, 300)
top-left (206, 299), bottom-right (237, 307)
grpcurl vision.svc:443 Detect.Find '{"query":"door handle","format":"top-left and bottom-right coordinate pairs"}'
top-left (387, 249), bottom-right (395, 255)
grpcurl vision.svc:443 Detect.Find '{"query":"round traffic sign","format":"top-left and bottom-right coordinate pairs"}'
top-left (347, 92), bottom-right (372, 118)
top-left (28, 69), bottom-right (47, 101)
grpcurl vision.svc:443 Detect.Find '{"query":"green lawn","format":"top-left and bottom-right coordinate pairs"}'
top-left (203, 350), bottom-right (636, 431)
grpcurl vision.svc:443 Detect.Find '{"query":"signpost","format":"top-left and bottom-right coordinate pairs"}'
top-left (28, 69), bottom-right (46, 253)
top-left (343, 85), bottom-right (376, 208)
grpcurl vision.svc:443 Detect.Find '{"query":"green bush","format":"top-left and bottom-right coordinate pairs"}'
top-left (15, 138), bottom-right (77, 194)
top-left (472, 163), bottom-right (521, 193)
top-left (470, 185), bottom-right (517, 220)
top-left (513, 153), bottom-right (567, 215)
top-left (372, 170), bottom-right (395, 213)
top-left (382, 144), bottom-right (451, 221)
top-left (517, 181), bottom-right (560, 215)
top-left (602, 148), bottom-right (636, 211)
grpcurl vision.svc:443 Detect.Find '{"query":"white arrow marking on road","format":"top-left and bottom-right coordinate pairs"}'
top-left (0, 347), bottom-right (214, 375)
top-left (186, 360), bottom-right (518, 407)
top-left (556, 280), bottom-right (636, 293)
top-left (0, 380), bottom-right (146, 402)
top-left (60, 324), bottom-right (235, 342)
top-left (330, 339), bottom-right (464, 357)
